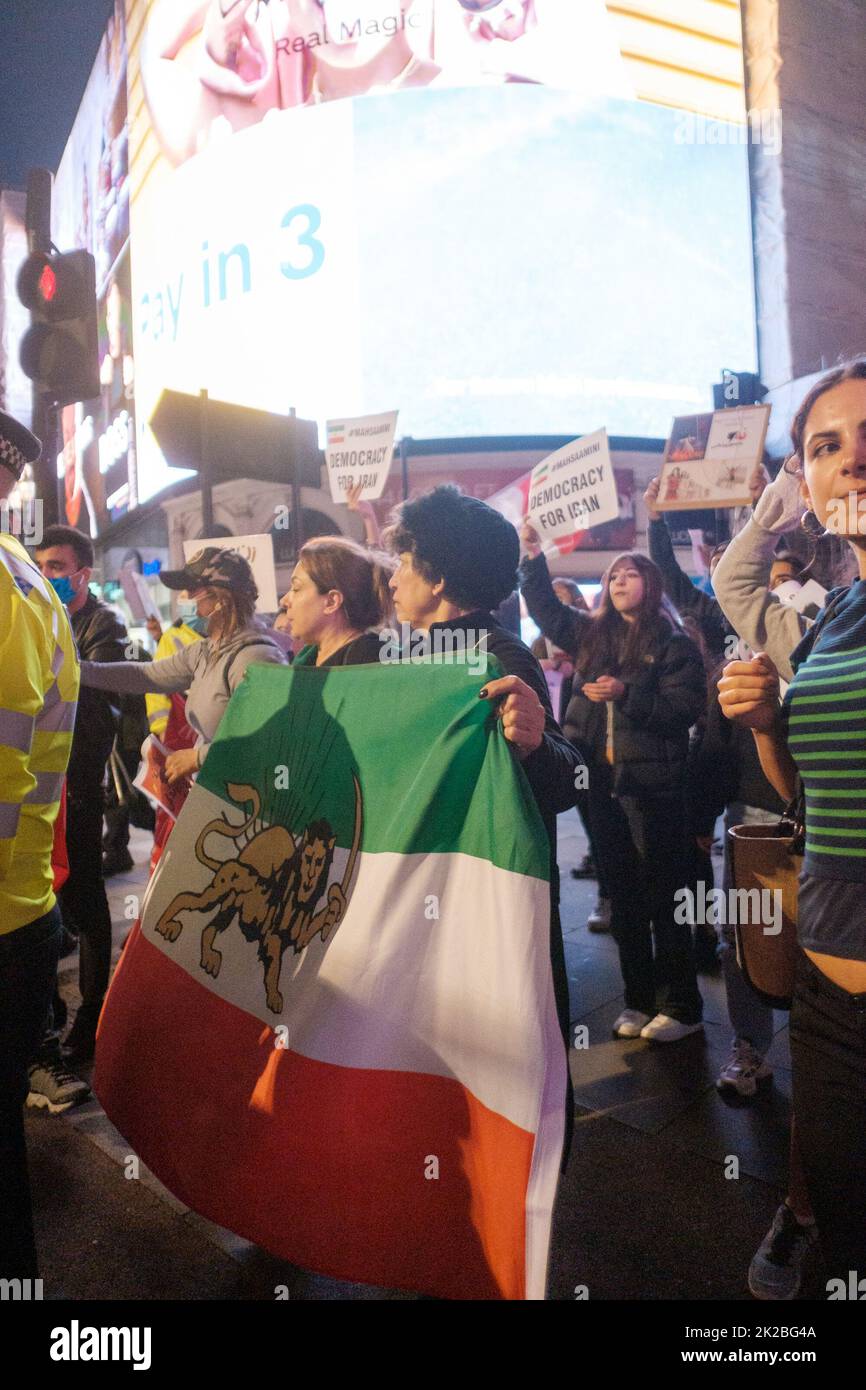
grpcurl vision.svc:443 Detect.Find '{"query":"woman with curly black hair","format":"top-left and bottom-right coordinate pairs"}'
top-left (386, 485), bottom-right (582, 1104)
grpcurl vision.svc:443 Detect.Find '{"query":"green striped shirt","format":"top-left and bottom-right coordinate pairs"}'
top-left (783, 582), bottom-right (866, 882)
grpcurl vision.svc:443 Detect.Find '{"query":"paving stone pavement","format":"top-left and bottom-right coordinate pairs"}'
top-left (26, 818), bottom-right (825, 1301)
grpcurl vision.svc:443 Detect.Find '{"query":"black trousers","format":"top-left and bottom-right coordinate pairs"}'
top-left (790, 952), bottom-right (866, 1281)
top-left (588, 777), bottom-right (702, 1024)
top-left (59, 789), bottom-right (113, 1032)
top-left (574, 789), bottom-right (609, 899)
top-left (0, 906), bottom-right (62, 1278)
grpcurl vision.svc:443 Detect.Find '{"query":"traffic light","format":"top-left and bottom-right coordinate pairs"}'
top-left (17, 249), bottom-right (100, 406)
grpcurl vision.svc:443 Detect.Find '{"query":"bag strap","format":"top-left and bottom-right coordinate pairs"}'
top-left (221, 636), bottom-right (273, 699)
top-left (780, 779), bottom-right (806, 855)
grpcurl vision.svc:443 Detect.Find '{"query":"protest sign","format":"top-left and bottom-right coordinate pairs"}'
top-left (326, 411), bottom-right (398, 503)
top-left (183, 534), bottom-right (278, 613)
top-left (134, 735), bottom-right (190, 821)
top-left (527, 429), bottom-right (618, 548)
top-left (657, 404), bottom-right (770, 511)
top-left (774, 577), bottom-right (828, 623)
top-left (120, 567), bottom-right (161, 623)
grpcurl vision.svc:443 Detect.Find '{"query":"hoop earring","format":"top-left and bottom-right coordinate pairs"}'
top-left (800, 510), bottom-right (827, 540)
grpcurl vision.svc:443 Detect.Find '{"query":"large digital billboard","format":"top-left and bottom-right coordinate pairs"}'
top-left (124, 0), bottom-right (756, 505)
top-left (52, 1), bottom-right (756, 527)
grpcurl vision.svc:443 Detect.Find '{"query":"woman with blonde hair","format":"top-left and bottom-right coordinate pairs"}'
top-left (80, 547), bottom-right (287, 785)
top-left (278, 535), bottom-right (394, 666)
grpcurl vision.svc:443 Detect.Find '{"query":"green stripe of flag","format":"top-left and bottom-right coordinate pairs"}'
top-left (199, 660), bottom-right (551, 882)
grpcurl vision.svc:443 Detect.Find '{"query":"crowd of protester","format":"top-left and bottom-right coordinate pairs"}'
top-left (2, 357), bottom-right (866, 1297)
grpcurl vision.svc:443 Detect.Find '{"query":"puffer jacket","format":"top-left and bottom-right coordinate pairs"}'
top-left (520, 553), bottom-right (707, 797)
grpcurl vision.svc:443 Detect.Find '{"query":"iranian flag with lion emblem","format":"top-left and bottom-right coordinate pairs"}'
top-left (94, 660), bottom-right (566, 1300)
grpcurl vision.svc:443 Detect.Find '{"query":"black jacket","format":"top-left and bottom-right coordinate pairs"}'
top-left (520, 553), bottom-right (707, 799)
top-left (68, 593), bottom-right (128, 796)
top-left (647, 518), bottom-right (731, 659)
top-left (427, 611), bottom-right (584, 830)
top-left (686, 688), bottom-right (786, 836)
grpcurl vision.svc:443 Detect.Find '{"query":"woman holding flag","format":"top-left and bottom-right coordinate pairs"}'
top-left (385, 486), bottom-right (582, 1106)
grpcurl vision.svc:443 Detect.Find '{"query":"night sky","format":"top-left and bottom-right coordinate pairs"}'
top-left (0, 0), bottom-right (115, 190)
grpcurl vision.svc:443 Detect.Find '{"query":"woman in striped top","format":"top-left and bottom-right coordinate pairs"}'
top-left (718, 360), bottom-right (866, 1282)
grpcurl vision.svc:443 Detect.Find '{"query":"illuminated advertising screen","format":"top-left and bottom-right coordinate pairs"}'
top-left (47, 2), bottom-right (753, 526)
top-left (53, 0), bottom-right (134, 534)
top-left (124, 0), bottom-right (756, 505)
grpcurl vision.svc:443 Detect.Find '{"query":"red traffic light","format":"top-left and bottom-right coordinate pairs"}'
top-left (17, 249), bottom-right (99, 405)
top-left (38, 264), bottom-right (57, 303)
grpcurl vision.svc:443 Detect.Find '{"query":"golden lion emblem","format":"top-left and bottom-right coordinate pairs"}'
top-left (154, 775), bottom-right (362, 1013)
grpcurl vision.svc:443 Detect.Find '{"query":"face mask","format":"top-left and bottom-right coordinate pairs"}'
top-left (184, 615), bottom-right (209, 636)
top-left (49, 574), bottom-right (79, 605)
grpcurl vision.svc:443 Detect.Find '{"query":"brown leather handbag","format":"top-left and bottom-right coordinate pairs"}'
top-left (727, 798), bottom-right (805, 1009)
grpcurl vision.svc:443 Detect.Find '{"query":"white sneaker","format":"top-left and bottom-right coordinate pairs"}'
top-left (640, 1014), bottom-right (703, 1042)
top-left (612, 1009), bottom-right (652, 1038)
top-left (717, 1039), bottom-right (773, 1098)
top-left (587, 897), bottom-right (611, 932)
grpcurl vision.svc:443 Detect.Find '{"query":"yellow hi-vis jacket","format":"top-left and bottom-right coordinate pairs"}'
top-left (145, 620), bottom-right (203, 740)
top-left (0, 534), bottom-right (80, 934)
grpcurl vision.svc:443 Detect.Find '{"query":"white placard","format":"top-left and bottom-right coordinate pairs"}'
top-left (774, 577), bottom-right (828, 620)
top-left (325, 411), bottom-right (398, 503)
top-left (183, 534), bottom-right (278, 614)
top-left (119, 567), bottom-right (161, 623)
top-left (527, 428), bottom-right (617, 546)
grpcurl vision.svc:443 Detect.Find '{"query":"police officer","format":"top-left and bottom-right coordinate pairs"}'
top-left (0, 412), bottom-right (80, 1278)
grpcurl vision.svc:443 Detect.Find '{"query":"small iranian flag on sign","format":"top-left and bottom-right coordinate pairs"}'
top-left (94, 661), bottom-right (566, 1299)
top-left (327, 423), bottom-right (345, 444)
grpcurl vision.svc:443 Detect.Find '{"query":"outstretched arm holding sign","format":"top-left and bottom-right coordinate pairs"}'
top-left (518, 520), bottom-right (591, 658)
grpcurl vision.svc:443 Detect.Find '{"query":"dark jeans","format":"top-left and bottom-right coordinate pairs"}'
top-left (589, 778), bottom-right (702, 1024)
top-left (58, 789), bottom-right (113, 1035)
top-left (790, 952), bottom-right (866, 1281)
top-left (0, 906), bottom-right (63, 1278)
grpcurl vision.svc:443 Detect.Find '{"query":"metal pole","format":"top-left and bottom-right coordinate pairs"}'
top-left (400, 435), bottom-right (410, 502)
top-left (287, 406), bottom-right (302, 562)
top-left (199, 388), bottom-right (213, 536)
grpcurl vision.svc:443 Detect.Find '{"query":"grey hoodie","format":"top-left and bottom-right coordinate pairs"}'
top-left (81, 624), bottom-right (287, 753)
